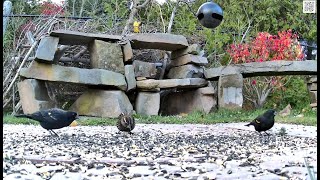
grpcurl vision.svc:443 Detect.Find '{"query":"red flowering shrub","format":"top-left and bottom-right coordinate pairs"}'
top-left (40, 1), bottom-right (64, 15)
top-left (227, 30), bottom-right (304, 64)
top-left (226, 30), bottom-right (303, 109)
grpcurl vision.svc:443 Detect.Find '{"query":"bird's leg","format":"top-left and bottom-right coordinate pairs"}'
top-left (47, 130), bottom-right (53, 136)
top-left (50, 130), bottom-right (59, 137)
top-left (129, 131), bottom-right (134, 135)
top-left (264, 131), bottom-right (270, 136)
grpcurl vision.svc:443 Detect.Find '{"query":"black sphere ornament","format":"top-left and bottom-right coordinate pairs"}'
top-left (196, 1), bottom-right (223, 29)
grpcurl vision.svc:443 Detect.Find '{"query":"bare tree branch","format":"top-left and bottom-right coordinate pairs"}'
top-left (240, 5), bottom-right (251, 43)
top-left (122, 0), bottom-right (151, 36)
top-left (167, 1), bottom-right (179, 34)
top-left (158, 4), bottom-right (166, 33)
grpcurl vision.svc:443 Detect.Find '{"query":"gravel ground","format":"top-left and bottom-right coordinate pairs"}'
top-left (3, 123), bottom-right (317, 180)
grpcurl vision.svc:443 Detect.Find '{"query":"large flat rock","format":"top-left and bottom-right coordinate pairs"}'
top-left (136, 78), bottom-right (208, 90)
top-left (135, 92), bottom-right (160, 115)
top-left (167, 64), bottom-right (204, 79)
top-left (17, 79), bottom-right (56, 114)
top-left (170, 54), bottom-right (208, 67)
top-left (127, 33), bottom-right (188, 51)
top-left (160, 87), bottom-right (217, 115)
top-left (50, 30), bottom-right (122, 45)
top-left (19, 61), bottom-right (127, 91)
top-left (70, 90), bottom-right (133, 118)
top-left (171, 44), bottom-right (201, 59)
top-left (218, 74), bottom-right (243, 110)
top-left (35, 36), bottom-right (59, 63)
top-left (204, 60), bottom-right (317, 80)
top-left (89, 40), bottom-right (124, 74)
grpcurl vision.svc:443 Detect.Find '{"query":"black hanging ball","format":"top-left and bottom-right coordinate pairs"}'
top-left (196, 1), bottom-right (223, 29)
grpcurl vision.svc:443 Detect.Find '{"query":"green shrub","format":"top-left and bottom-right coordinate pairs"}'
top-left (265, 75), bottom-right (311, 111)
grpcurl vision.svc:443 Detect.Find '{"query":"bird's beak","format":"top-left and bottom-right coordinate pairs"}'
top-left (274, 111), bottom-right (278, 115)
top-left (70, 121), bottom-right (78, 127)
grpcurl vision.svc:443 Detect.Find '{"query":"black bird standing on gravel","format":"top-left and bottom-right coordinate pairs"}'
top-left (117, 112), bottom-right (135, 134)
top-left (245, 109), bottom-right (277, 135)
top-left (15, 108), bottom-right (79, 136)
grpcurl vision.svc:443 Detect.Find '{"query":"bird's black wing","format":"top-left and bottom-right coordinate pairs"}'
top-left (39, 108), bottom-right (67, 122)
top-left (253, 114), bottom-right (268, 124)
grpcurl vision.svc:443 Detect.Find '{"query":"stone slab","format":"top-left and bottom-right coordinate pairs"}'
top-left (309, 91), bottom-right (317, 103)
top-left (307, 75), bottom-right (317, 83)
top-left (89, 40), bottom-right (124, 74)
top-left (171, 44), bottom-right (201, 59)
top-left (135, 92), bottom-right (160, 115)
top-left (167, 64), bottom-right (204, 79)
top-left (136, 78), bottom-right (208, 90)
top-left (204, 60), bottom-right (317, 80)
top-left (127, 33), bottom-right (188, 51)
top-left (218, 74), bottom-right (243, 110)
top-left (17, 79), bottom-right (56, 114)
top-left (133, 60), bottom-right (157, 78)
top-left (35, 36), bottom-right (59, 63)
top-left (160, 87), bottom-right (217, 115)
top-left (70, 90), bottom-right (133, 118)
top-left (121, 41), bottom-right (133, 62)
top-left (19, 61), bottom-right (127, 91)
top-left (307, 83), bottom-right (317, 91)
top-left (50, 30), bottom-right (122, 45)
top-left (170, 54), bottom-right (208, 67)
top-left (125, 65), bottom-right (136, 91)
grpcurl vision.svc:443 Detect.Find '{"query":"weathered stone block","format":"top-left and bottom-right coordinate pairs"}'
top-left (136, 78), bottom-right (208, 90)
top-left (307, 83), bottom-right (317, 91)
top-left (171, 44), bottom-right (201, 59)
top-left (167, 64), bottom-right (204, 79)
top-left (307, 75), bottom-right (317, 83)
top-left (125, 65), bottom-right (136, 91)
top-left (17, 79), bottom-right (56, 114)
top-left (127, 33), bottom-right (188, 51)
top-left (133, 60), bottom-right (157, 78)
top-left (89, 40), bottom-right (125, 74)
top-left (35, 36), bottom-right (59, 63)
top-left (20, 61), bottom-right (127, 91)
top-left (121, 41), bottom-right (133, 62)
top-left (135, 92), bottom-right (160, 115)
top-left (218, 74), bottom-right (243, 110)
top-left (170, 54), bottom-right (208, 67)
top-left (70, 90), bottom-right (133, 118)
top-left (309, 91), bottom-right (317, 103)
top-left (160, 87), bottom-right (217, 115)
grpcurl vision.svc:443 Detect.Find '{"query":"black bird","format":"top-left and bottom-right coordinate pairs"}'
top-left (245, 109), bottom-right (277, 135)
top-left (117, 112), bottom-right (135, 134)
top-left (15, 108), bottom-right (79, 136)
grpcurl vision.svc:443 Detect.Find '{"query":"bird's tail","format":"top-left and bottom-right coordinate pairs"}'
top-left (244, 122), bottom-right (252, 127)
top-left (15, 114), bottom-right (32, 119)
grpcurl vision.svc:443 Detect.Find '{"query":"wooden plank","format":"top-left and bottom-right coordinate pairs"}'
top-left (50, 30), bottom-right (122, 45)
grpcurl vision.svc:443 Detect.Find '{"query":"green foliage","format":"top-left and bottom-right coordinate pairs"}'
top-left (4, 108), bottom-right (317, 126)
top-left (265, 76), bottom-right (311, 111)
top-left (166, 0), bottom-right (317, 67)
